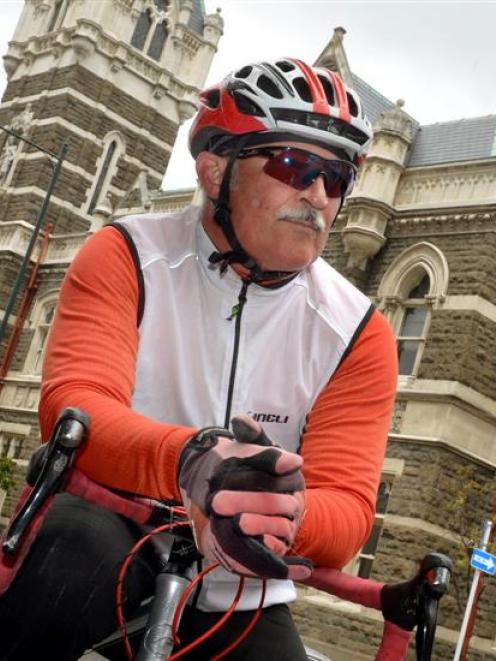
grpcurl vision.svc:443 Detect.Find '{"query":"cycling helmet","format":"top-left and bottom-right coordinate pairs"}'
top-left (189, 58), bottom-right (372, 164)
top-left (190, 59), bottom-right (372, 283)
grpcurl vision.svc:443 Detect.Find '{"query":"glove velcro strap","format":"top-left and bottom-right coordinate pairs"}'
top-left (178, 427), bottom-right (234, 472)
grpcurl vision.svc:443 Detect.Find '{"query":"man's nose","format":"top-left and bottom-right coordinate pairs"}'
top-left (301, 175), bottom-right (328, 209)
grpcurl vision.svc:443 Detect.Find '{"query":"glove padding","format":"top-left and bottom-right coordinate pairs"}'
top-left (178, 415), bottom-right (311, 580)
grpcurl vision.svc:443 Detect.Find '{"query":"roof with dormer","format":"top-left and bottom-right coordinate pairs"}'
top-left (349, 75), bottom-right (496, 167)
top-left (319, 28), bottom-right (495, 168)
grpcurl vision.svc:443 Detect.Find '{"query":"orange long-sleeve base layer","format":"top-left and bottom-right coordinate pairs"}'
top-left (40, 226), bottom-right (398, 569)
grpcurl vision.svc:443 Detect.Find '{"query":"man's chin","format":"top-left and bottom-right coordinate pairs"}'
top-left (259, 256), bottom-right (316, 274)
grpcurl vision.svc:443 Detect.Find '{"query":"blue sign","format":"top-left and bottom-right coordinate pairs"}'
top-left (471, 548), bottom-right (496, 575)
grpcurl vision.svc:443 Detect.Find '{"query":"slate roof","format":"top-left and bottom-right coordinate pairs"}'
top-left (350, 73), bottom-right (496, 166)
top-left (351, 73), bottom-right (395, 126)
top-left (407, 115), bottom-right (496, 167)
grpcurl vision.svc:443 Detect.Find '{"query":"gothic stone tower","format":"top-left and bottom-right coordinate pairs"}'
top-left (0, 0), bottom-right (223, 522)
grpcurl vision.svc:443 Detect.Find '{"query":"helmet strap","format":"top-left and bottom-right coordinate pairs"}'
top-left (209, 138), bottom-right (298, 284)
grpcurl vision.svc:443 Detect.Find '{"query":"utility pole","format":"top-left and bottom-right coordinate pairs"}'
top-left (0, 123), bottom-right (68, 351)
top-left (459, 494), bottom-right (496, 660)
top-left (454, 518), bottom-right (494, 661)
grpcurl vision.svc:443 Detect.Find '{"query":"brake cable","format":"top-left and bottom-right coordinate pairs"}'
top-left (115, 517), bottom-right (191, 660)
top-left (116, 516), bottom-right (267, 661)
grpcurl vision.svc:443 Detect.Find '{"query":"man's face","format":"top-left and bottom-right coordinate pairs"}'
top-left (228, 141), bottom-right (343, 273)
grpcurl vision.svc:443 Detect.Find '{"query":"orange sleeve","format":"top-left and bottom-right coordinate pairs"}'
top-left (39, 226), bottom-right (195, 502)
top-left (292, 309), bottom-right (398, 568)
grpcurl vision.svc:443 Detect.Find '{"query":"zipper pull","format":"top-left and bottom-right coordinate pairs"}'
top-left (226, 304), bottom-right (240, 321)
top-left (226, 280), bottom-right (250, 321)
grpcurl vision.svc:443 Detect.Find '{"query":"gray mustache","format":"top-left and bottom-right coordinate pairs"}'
top-left (276, 208), bottom-right (325, 231)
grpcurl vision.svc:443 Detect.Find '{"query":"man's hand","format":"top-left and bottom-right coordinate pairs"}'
top-left (178, 415), bottom-right (311, 580)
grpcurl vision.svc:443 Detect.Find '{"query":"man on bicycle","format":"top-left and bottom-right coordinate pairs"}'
top-left (0, 59), bottom-right (397, 659)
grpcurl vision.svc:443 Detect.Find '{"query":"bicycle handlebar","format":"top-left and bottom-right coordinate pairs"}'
top-left (305, 552), bottom-right (452, 661)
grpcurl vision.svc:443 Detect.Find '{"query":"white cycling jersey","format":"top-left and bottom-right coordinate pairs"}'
top-left (114, 205), bottom-right (372, 611)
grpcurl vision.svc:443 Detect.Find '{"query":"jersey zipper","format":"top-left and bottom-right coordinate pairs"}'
top-left (224, 280), bottom-right (250, 428)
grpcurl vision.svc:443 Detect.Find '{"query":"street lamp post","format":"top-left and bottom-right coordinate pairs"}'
top-left (0, 123), bottom-right (68, 348)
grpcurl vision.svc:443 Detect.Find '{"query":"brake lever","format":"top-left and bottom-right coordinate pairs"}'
top-left (415, 553), bottom-right (453, 661)
top-left (2, 407), bottom-right (90, 555)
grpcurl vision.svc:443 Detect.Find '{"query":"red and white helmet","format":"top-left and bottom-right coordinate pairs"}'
top-left (189, 58), bottom-right (372, 164)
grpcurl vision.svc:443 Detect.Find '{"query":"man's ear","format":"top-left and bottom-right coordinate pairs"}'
top-left (196, 152), bottom-right (227, 199)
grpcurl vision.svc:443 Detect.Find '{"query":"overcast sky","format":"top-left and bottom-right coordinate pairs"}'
top-left (1, 0), bottom-right (495, 190)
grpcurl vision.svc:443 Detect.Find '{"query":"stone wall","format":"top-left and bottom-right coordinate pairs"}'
top-left (292, 597), bottom-right (496, 661)
top-left (0, 253), bottom-right (23, 313)
top-left (419, 310), bottom-right (496, 400)
top-left (0, 191), bottom-right (89, 234)
top-left (384, 441), bottom-right (496, 638)
top-left (3, 66), bottom-right (178, 155)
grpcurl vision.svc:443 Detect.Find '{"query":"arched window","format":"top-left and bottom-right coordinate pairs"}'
top-left (24, 296), bottom-right (57, 375)
top-left (88, 141), bottom-right (117, 215)
top-left (397, 274), bottom-right (430, 376)
top-left (131, 9), bottom-right (153, 50)
top-left (130, 1), bottom-right (169, 61)
top-left (47, 0), bottom-right (68, 32)
top-left (87, 132), bottom-right (125, 216)
top-left (377, 242), bottom-right (449, 380)
top-left (147, 21), bottom-right (168, 61)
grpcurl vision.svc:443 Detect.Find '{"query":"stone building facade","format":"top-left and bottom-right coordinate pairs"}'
top-left (0, 7), bottom-right (495, 659)
top-left (0, 0), bottom-right (222, 514)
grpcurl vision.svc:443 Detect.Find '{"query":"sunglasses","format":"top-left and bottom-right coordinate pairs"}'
top-left (237, 147), bottom-right (357, 199)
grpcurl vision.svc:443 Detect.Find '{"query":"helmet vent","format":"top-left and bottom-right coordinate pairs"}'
top-left (275, 60), bottom-right (295, 73)
top-left (257, 74), bottom-right (283, 99)
top-left (347, 92), bottom-right (359, 117)
top-left (235, 66), bottom-right (253, 79)
top-left (293, 77), bottom-right (312, 103)
top-left (203, 89), bottom-right (220, 109)
top-left (231, 90), bottom-right (265, 117)
top-left (318, 75), bottom-right (335, 106)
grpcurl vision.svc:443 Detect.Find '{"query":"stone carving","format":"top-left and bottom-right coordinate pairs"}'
top-left (342, 224), bottom-right (386, 270)
top-left (33, 1), bottom-right (51, 19)
top-left (314, 26), bottom-right (353, 85)
top-left (179, 0), bottom-right (194, 25)
top-left (11, 103), bottom-right (34, 136)
top-left (396, 167), bottom-right (496, 207)
top-left (388, 211), bottom-right (495, 237)
top-left (203, 8), bottom-right (224, 46)
top-left (375, 99), bottom-right (417, 143)
top-left (0, 141), bottom-right (17, 186)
